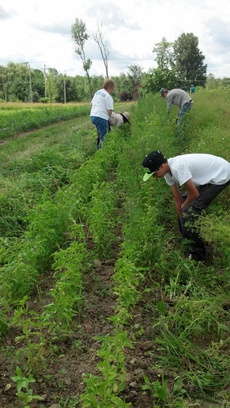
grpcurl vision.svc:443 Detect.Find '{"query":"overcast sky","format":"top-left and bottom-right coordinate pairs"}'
top-left (1, 0), bottom-right (230, 79)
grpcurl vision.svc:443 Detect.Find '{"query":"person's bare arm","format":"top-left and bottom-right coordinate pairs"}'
top-left (181, 179), bottom-right (199, 209)
top-left (171, 179), bottom-right (200, 218)
top-left (171, 183), bottom-right (183, 218)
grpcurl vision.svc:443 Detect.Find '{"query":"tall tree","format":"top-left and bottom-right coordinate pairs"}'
top-left (173, 33), bottom-right (207, 86)
top-left (0, 65), bottom-right (7, 101)
top-left (93, 21), bottom-right (110, 78)
top-left (45, 68), bottom-right (59, 102)
top-left (127, 64), bottom-right (143, 100)
top-left (141, 67), bottom-right (178, 95)
top-left (71, 18), bottom-right (93, 98)
top-left (141, 37), bottom-right (178, 94)
top-left (56, 74), bottom-right (79, 103)
top-left (32, 69), bottom-right (45, 102)
top-left (152, 37), bottom-right (174, 71)
top-left (5, 62), bottom-right (31, 102)
top-left (127, 64), bottom-right (143, 83)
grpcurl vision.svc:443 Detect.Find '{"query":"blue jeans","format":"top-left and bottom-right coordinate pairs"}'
top-left (180, 180), bottom-right (230, 260)
top-left (177, 101), bottom-right (193, 125)
top-left (90, 116), bottom-right (109, 149)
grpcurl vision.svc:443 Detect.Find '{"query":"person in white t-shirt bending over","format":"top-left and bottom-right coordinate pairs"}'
top-left (142, 150), bottom-right (230, 262)
top-left (90, 79), bottom-right (116, 149)
top-left (109, 111), bottom-right (131, 128)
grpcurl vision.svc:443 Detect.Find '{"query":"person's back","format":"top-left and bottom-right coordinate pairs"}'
top-left (160, 87), bottom-right (193, 124)
top-left (166, 89), bottom-right (191, 108)
top-left (165, 153), bottom-right (230, 187)
top-left (109, 111), bottom-right (131, 127)
top-left (90, 79), bottom-right (116, 148)
top-left (90, 79), bottom-right (115, 120)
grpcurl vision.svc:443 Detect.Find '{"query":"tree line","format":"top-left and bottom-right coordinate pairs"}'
top-left (0, 28), bottom-right (228, 104)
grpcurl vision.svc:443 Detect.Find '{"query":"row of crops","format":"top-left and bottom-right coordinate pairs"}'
top-left (0, 93), bottom-right (230, 407)
top-left (0, 103), bottom-right (90, 140)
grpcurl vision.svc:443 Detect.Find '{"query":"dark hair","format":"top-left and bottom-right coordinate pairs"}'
top-left (160, 87), bottom-right (168, 96)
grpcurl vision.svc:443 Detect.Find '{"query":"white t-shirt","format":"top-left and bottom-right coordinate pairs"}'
top-left (109, 112), bottom-right (124, 127)
top-left (164, 154), bottom-right (230, 187)
top-left (90, 88), bottom-right (114, 120)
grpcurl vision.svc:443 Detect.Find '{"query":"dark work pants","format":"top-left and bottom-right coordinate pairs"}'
top-left (180, 181), bottom-right (230, 260)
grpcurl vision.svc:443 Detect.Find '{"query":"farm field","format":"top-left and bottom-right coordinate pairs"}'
top-left (0, 94), bottom-right (230, 408)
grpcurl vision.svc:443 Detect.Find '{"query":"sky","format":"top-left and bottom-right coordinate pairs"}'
top-left (1, 0), bottom-right (230, 79)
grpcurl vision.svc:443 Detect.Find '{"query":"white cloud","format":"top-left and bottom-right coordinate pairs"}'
top-left (1, 0), bottom-right (230, 78)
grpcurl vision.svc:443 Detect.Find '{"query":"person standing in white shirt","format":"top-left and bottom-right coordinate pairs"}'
top-left (90, 79), bottom-right (116, 149)
top-left (142, 150), bottom-right (230, 261)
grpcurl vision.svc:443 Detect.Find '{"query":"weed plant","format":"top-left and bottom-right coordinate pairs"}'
top-left (87, 181), bottom-right (118, 258)
top-left (43, 222), bottom-right (89, 339)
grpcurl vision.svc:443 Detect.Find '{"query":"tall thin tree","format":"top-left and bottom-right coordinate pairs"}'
top-left (153, 37), bottom-right (174, 71)
top-left (93, 21), bottom-right (110, 78)
top-left (71, 18), bottom-right (93, 98)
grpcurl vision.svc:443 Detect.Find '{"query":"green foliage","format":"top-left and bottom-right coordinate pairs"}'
top-left (87, 181), bottom-right (117, 257)
top-left (206, 74), bottom-right (230, 90)
top-left (80, 331), bottom-right (132, 407)
top-left (142, 33), bottom-right (207, 94)
top-left (142, 374), bottom-right (168, 403)
top-left (153, 37), bottom-right (174, 71)
top-left (0, 198), bottom-right (71, 302)
top-left (0, 313), bottom-right (8, 337)
top-left (168, 294), bottom-right (229, 339)
top-left (141, 67), bottom-right (178, 94)
top-left (0, 104), bottom-right (90, 140)
top-left (43, 222), bottom-right (88, 338)
top-left (200, 212), bottom-right (230, 266)
top-left (0, 190), bottom-right (29, 237)
top-left (71, 18), bottom-right (93, 97)
top-left (200, 212), bottom-right (230, 245)
top-left (11, 366), bottom-right (44, 407)
top-left (173, 33), bottom-right (207, 86)
top-left (10, 296), bottom-right (48, 373)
